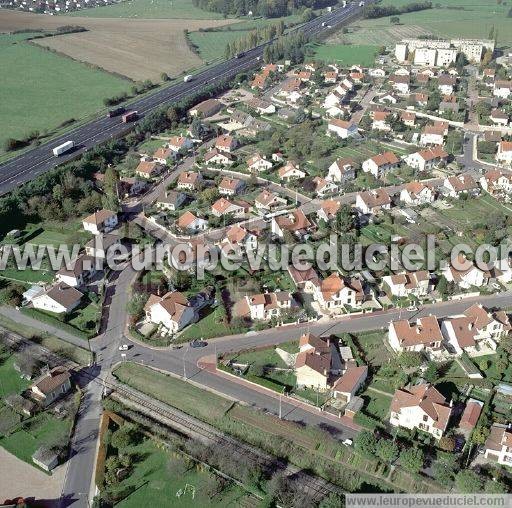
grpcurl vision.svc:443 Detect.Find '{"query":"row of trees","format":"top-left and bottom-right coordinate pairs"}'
top-left (363, 1), bottom-right (432, 19)
top-left (192, 0), bottom-right (333, 18)
top-left (262, 30), bottom-right (310, 64)
top-left (225, 19), bottom-right (285, 58)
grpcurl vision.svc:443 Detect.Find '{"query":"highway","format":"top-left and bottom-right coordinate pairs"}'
top-left (0, 2), bottom-right (365, 196)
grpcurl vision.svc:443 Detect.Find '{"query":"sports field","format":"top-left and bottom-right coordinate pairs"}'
top-left (311, 43), bottom-right (378, 67)
top-left (0, 32), bottom-right (130, 152)
top-left (335, 0), bottom-right (512, 47)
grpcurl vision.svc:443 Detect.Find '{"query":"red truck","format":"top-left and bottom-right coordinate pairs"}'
top-left (122, 111), bottom-right (138, 123)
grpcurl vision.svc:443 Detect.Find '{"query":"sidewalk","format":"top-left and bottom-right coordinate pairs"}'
top-left (0, 305), bottom-right (88, 348)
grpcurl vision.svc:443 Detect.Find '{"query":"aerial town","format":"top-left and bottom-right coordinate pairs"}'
top-left (1, 0), bottom-right (512, 506)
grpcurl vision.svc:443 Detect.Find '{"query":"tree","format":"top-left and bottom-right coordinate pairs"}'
top-left (390, 16), bottom-right (400, 24)
top-left (126, 292), bottom-right (147, 320)
top-left (398, 351), bottom-right (423, 369)
top-left (0, 284), bottom-right (24, 307)
top-left (400, 447), bottom-right (424, 474)
top-left (455, 470), bottom-right (483, 493)
top-left (160, 72), bottom-right (170, 82)
top-left (111, 424), bottom-right (140, 450)
top-left (319, 493), bottom-right (344, 508)
top-left (333, 204), bottom-right (355, 234)
top-left (355, 430), bottom-right (377, 457)
top-left (376, 439), bottom-right (399, 463)
top-left (424, 361), bottom-right (438, 383)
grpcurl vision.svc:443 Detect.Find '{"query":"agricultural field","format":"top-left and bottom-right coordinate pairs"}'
top-left (0, 31), bottom-right (130, 153)
top-left (0, 11), bottom-right (237, 82)
top-left (310, 43), bottom-right (378, 67)
top-left (333, 0), bottom-right (512, 48)
top-left (66, 0), bottom-right (226, 19)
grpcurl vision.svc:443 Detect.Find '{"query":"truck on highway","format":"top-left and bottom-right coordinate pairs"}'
top-left (122, 111), bottom-right (138, 123)
top-left (183, 75), bottom-right (193, 82)
top-left (107, 106), bottom-right (125, 118)
top-left (235, 52), bottom-right (245, 58)
top-left (359, 1), bottom-right (364, 5)
top-left (52, 141), bottom-right (74, 157)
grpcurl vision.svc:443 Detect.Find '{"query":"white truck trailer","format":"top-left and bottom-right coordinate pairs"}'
top-left (52, 141), bottom-right (74, 157)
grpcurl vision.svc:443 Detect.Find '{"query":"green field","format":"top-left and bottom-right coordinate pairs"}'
top-left (66, 0), bottom-right (226, 18)
top-left (341, 0), bottom-right (512, 47)
top-left (0, 355), bottom-right (31, 398)
top-left (311, 43), bottom-right (378, 67)
top-left (0, 33), bottom-right (130, 153)
top-left (116, 440), bottom-right (252, 507)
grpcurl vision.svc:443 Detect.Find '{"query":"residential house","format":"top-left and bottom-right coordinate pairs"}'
top-left (314, 273), bottom-right (366, 311)
top-left (332, 365), bottom-right (368, 402)
top-left (247, 153), bottom-right (273, 172)
top-left (56, 254), bottom-right (96, 288)
top-left (287, 265), bottom-right (320, 293)
top-left (323, 70), bottom-right (338, 83)
top-left (82, 209), bottom-right (118, 235)
top-left (215, 135), bottom-right (237, 153)
top-left (311, 177), bottom-right (338, 197)
top-left (255, 190), bottom-right (286, 211)
top-left (355, 188), bottom-right (392, 215)
top-left (251, 73), bottom-right (268, 90)
top-left (389, 74), bottom-right (410, 94)
top-left (441, 304), bottom-right (511, 355)
top-left (383, 271), bottom-right (433, 299)
top-left (84, 233), bottom-right (121, 259)
top-left (484, 423), bottom-right (512, 465)
top-left (278, 161), bottom-right (306, 182)
top-left (246, 98), bottom-right (276, 115)
top-left (390, 383), bottom-right (452, 439)
top-left (497, 141), bottom-right (512, 164)
top-left (444, 174), bottom-right (480, 198)
top-left (399, 182), bottom-right (436, 206)
top-left (372, 111), bottom-right (392, 131)
top-left (204, 148), bottom-right (234, 167)
top-left (211, 197), bottom-right (248, 218)
top-left (404, 146), bottom-right (448, 172)
top-left (438, 74), bottom-right (457, 95)
top-left (118, 177), bottom-right (147, 197)
top-left (420, 125), bottom-right (445, 146)
top-left (295, 333), bottom-right (333, 390)
top-left (177, 211), bottom-right (208, 232)
top-left (144, 291), bottom-right (195, 333)
top-left (362, 151), bottom-right (400, 178)
top-left (316, 199), bottom-right (341, 223)
top-left (188, 98), bottom-right (222, 118)
top-left (153, 147), bottom-right (175, 165)
top-left (459, 399), bottom-right (483, 434)
top-left (327, 158), bottom-right (356, 183)
top-left (494, 80), bottom-right (512, 99)
top-left (327, 119), bottom-right (358, 139)
top-left (272, 209), bottom-right (313, 240)
top-left (480, 169), bottom-right (512, 195)
top-left (490, 109), bottom-right (509, 127)
top-left (401, 111), bottom-right (416, 127)
top-left (221, 225), bottom-right (257, 257)
top-left (439, 95), bottom-right (459, 114)
top-left (135, 160), bottom-right (164, 179)
top-left (156, 190), bottom-right (187, 211)
top-left (388, 316), bottom-right (443, 353)
top-left (219, 177), bottom-right (245, 196)
top-left (441, 258), bottom-right (488, 289)
top-left (31, 366), bottom-right (71, 407)
top-left (242, 291), bottom-right (292, 321)
top-left (168, 136), bottom-right (193, 153)
top-left (32, 282), bottom-right (83, 314)
top-left (177, 171), bottom-right (203, 191)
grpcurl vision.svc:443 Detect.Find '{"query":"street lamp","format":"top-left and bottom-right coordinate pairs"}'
top-left (183, 347), bottom-right (189, 380)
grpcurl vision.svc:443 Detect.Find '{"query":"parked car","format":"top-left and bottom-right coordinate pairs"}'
top-left (190, 339), bottom-right (208, 348)
top-left (342, 439), bottom-right (353, 447)
top-left (118, 344), bottom-right (129, 351)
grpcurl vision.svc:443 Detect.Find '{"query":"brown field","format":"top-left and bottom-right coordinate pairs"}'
top-left (0, 10), bottom-right (236, 81)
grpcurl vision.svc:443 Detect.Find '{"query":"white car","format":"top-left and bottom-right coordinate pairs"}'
top-left (118, 344), bottom-right (129, 351)
top-left (342, 438), bottom-right (353, 446)
top-left (407, 305), bottom-right (418, 312)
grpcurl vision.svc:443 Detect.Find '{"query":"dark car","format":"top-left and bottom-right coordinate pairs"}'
top-left (190, 339), bottom-right (208, 348)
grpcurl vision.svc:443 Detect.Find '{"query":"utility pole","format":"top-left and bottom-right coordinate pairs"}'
top-left (183, 347), bottom-right (188, 380)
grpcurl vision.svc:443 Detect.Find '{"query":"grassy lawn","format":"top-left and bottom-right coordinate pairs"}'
top-left (310, 42), bottom-right (378, 67)
top-left (114, 363), bottom-right (233, 421)
top-left (66, 0), bottom-right (228, 18)
top-left (0, 33), bottom-right (130, 154)
top-left (361, 389), bottom-right (391, 420)
top-left (179, 306), bottom-right (234, 341)
top-left (21, 308), bottom-right (91, 341)
top-left (342, 0), bottom-right (512, 46)
top-left (353, 331), bottom-right (393, 367)
top-left (115, 439), bottom-right (251, 507)
top-left (229, 347), bottom-right (287, 369)
top-left (0, 354), bottom-right (30, 398)
top-left (0, 411), bottom-right (73, 466)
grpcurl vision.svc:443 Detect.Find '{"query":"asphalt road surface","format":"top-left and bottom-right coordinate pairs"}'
top-left (0, 2), bottom-right (366, 196)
